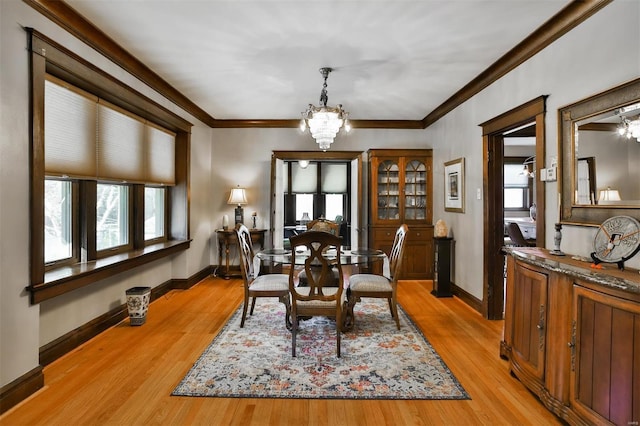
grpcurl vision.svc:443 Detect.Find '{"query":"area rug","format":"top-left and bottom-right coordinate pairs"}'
top-left (172, 298), bottom-right (469, 400)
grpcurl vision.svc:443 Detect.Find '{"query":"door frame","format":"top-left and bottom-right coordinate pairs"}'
top-left (480, 96), bottom-right (547, 319)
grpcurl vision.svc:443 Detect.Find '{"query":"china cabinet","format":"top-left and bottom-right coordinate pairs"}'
top-left (368, 149), bottom-right (433, 279)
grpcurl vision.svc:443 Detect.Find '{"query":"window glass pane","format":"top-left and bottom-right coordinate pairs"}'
top-left (504, 188), bottom-right (525, 208)
top-left (325, 194), bottom-right (344, 221)
top-left (504, 163), bottom-right (529, 186)
top-left (295, 194), bottom-right (314, 221)
top-left (97, 183), bottom-right (129, 250)
top-left (145, 187), bottom-right (165, 240)
top-left (44, 180), bottom-right (72, 263)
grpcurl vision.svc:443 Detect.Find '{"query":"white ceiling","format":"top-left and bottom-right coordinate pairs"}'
top-left (65, 0), bottom-right (571, 122)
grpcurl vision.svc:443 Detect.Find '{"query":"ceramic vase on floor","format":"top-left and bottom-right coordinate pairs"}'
top-left (126, 286), bottom-right (151, 326)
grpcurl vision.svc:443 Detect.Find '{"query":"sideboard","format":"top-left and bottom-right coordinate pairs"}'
top-left (502, 247), bottom-right (640, 426)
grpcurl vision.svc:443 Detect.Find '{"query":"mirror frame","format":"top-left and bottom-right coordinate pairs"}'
top-left (559, 77), bottom-right (640, 226)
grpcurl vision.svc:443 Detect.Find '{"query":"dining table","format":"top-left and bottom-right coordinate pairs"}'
top-left (256, 247), bottom-right (388, 331)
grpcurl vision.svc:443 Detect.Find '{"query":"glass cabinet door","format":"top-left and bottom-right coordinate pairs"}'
top-left (377, 160), bottom-right (400, 221)
top-left (404, 159), bottom-right (427, 221)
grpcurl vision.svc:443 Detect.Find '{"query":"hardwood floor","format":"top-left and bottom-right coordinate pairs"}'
top-left (1, 277), bottom-right (560, 425)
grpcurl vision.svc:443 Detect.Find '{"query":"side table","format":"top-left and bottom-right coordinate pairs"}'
top-left (217, 228), bottom-right (266, 279)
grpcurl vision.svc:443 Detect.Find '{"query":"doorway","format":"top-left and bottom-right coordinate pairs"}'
top-left (480, 96), bottom-right (547, 320)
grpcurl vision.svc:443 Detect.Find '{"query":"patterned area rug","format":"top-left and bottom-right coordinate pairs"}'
top-left (172, 298), bottom-right (469, 400)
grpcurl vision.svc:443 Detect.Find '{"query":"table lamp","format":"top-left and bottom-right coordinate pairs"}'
top-left (228, 186), bottom-right (247, 224)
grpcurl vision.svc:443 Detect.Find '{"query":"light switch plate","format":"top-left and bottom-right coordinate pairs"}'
top-left (539, 168), bottom-right (547, 181)
top-left (546, 167), bottom-right (557, 181)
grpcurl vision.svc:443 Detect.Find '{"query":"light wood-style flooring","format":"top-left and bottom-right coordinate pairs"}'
top-left (1, 278), bottom-right (560, 425)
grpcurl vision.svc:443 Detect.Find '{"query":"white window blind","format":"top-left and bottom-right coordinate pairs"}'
top-left (44, 76), bottom-right (175, 185)
top-left (97, 102), bottom-right (145, 182)
top-left (321, 163), bottom-right (347, 193)
top-left (292, 163), bottom-right (317, 193)
top-left (146, 124), bottom-right (176, 184)
top-left (44, 78), bottom-right (97, 178)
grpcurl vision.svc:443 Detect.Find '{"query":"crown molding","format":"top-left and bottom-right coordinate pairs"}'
top-left (24, 0), bottom-right (611, 130)
top-left (209, 119), bottom-right (424, 129)
top-left (422, 0), bottom-right (612, 128)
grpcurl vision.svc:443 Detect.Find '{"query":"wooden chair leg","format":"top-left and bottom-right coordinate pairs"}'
top-left (391, 298), bottom-right (400, 330)
top-left (279, 294), bottom-right (292, 331)
top-left (250, 297), bottom-right (257, 315)
top-left (240, 296), bottom-right (249, 328)
top-left (336, 315), bottom-right (342, 358)
top-left (291, 316), bottom-right (297, 357)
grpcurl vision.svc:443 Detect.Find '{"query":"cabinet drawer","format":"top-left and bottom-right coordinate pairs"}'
top-left (373, 228), bottom-right (396, 242)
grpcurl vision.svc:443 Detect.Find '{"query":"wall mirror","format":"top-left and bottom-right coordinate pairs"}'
top-left (560, 77), bottom-right (640, 226)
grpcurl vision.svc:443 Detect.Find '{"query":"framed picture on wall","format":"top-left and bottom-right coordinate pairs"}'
top-left (444, 157), bottom-right (465, 213)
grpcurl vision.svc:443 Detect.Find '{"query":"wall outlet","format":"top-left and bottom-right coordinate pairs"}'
top-left (546, 166), bottom-right (557, 181)
top-left (476, 188), bottom-right (482, 200)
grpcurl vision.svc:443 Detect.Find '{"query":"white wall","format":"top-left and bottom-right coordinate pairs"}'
top-left (0, 0), bottom-right (213, 387)
top-left (425, 0), bottom-right (640, 299)
top-left (208, 127), bottom-right (428, 258)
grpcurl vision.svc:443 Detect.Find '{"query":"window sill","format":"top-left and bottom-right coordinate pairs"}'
top-left (29, 239), bottom-right (191, 304)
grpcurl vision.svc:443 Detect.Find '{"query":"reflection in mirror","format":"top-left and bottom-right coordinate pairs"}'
top-left (560, 77), bottom-right (640, 225)
top-left (575, 104), bottom-right (640, 206)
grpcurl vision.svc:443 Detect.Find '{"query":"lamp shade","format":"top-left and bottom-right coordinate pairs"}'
top-left (598, 187), bottom-right (621, 202)
top-left (227, 187), bottom-right (247, 206)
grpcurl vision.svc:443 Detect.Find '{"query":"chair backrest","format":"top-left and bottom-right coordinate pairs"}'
top-left (389, 224), bottom-right (409, 281)
top-left (289, 231), bottom-right (344, 302)
top-left (506, 222), bottom-right (534, 247)
top-left (235, 224), bottom-right (255, 284)
top-left (306, 219), bottom-right (340, 236)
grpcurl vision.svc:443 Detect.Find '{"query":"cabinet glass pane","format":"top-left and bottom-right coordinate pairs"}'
top-left (377, 160), bottom-right (400, 220)
top-left (405, 160), bottom-right (427, 220)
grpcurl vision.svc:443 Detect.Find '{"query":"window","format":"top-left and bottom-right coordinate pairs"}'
top-left (145, 186), bottom-right (166, 241)
top-left (29, 30), bottom-right (192, 303)
top-left (96, 183), bottom-right (130, 251)
top-left (504, 159), bottom-right (533, 210)
top-left (284, 161), bottom-right (350, 224)
top-left (44, 179), bottom-right (74, 264)
top-left (295, 194), bottom-right (314, 221)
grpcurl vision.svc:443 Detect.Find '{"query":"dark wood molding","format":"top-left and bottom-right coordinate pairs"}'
top-left (23, 0), bottom-right (216, 127)
top-left (210, 119), bottom-right (424, 129)
top-left (451, 282), bottom-right (482, 314)
top-left (481, 96), bottom-right (547, 320)
top-left (172, 266), bottom-right (213, 290)
top-left (31, 240), bottom-right (191, 303)
top-left (39, 266), bottom-right (211, 367)
top-left (23, 0), bottom-right (610, 130)
top-left (0, 366), bottom-right (44, 415)
top-left (422, 0), bottom-right (612, 128)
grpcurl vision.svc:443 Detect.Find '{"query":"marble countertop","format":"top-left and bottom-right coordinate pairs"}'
top-left (503, 246), bottom-right (640, 296)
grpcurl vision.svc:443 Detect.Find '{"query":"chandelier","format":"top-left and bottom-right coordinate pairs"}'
top-left (300, 67), bottom-right (351, 151)
top-left (618, 116), bottom-right (640, 142)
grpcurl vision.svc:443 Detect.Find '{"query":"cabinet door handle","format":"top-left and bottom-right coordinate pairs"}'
top-left (537, 304), bottom-right (545, 350)
top-left (568, 320), bottom-right (576, 371)
top-left (416, 232), bottom-right (421, 236)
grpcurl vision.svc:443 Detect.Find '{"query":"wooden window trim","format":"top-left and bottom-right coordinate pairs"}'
top-left (28, 28), bottom-right (192, 304)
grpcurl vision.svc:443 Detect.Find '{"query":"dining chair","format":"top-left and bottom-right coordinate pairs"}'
top-left (288, 231), bottom-right (345, 357)
top-left (306, 218), bottom-right (340, 235)
top-left (506, 222), bottom-right (535, 247)
top-left (347, 224), bottom-right (409, 330)
top-left (298, 218), bottom-right (341, 286)
top-left (236, 224), bottom-right (291, 329)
